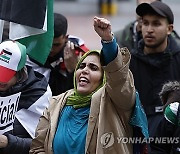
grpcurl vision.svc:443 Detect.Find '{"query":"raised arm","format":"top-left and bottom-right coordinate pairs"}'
top-left (94, 16), bottom-right (113, 42)
top-left (94, 16), bottom-right (135, 110)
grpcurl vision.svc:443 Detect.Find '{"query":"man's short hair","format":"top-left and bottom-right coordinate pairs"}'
top-left (136, 1), bottom-right (174, 24)
top-left (159, 81), bottom-right (180, 105)
top-left (54, 13), bottom-right (68, 38)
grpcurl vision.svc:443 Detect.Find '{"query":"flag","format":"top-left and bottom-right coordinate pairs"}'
top-left (0, 20), bottom-right (4, 42)
top-left (0, 0), bottom-right (54, 65)
top-left (0, 0), bottom-right (46, 29)
top-left (18, 0), bottom-right (54, 65)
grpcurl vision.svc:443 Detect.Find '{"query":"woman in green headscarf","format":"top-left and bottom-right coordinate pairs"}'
top-left (30, 16), bottom-right (148, 154)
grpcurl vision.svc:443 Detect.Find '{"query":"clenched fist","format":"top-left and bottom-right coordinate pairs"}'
top-left (93, 16), bottom-right (113, 41)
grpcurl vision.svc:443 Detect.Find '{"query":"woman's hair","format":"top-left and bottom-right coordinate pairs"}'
top-left (159, 81), bottom-right (180, 107)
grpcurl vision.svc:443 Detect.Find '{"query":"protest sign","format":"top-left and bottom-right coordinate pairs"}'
top-left (0, 92), bottom-right (21, 134)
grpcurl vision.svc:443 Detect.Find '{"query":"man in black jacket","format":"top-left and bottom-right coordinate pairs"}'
top-left (151, 81), bottom-right (180, 153)
top-left (26, 13), bottom-right (89, 96)
top-left (0, 40), bottom-right (51, 154)
top-left (129, 0), bottom-right (180, 142)
top-left (114, 0), bottom-right (180, 52)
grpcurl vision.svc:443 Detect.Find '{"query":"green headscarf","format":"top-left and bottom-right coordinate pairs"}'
top-left (66, 50), bottom-right (105, 109)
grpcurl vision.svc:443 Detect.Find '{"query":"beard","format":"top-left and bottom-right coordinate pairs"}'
top-left (144, 37), bottom-right (167, 50)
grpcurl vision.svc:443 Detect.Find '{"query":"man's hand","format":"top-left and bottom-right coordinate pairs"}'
top-left (93, 16), bottom-right (113, 41)
top-left (64, 41), bottom-right (79, 73)
top-left (0, 135), bottom-right (8, 148)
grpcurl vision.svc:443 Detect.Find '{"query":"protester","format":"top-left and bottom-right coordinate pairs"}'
top-left (48, 34), bottom-right (89, 96)
top-left (29, 16), bottom-right (148, 154)
top-left (129, 0), bottom-right (180, 142)
top-left (26, 13), bottom-right (89, 96)
top-left (151, 81), bottom-right (180, 154)
top-left (114, 0), bottom-right (180, 52)
top-left (0, 40), bottom-right (51, 154)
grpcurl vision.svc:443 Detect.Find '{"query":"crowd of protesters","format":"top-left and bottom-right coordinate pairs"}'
top-left (0, 0), bottom-right (179, 154)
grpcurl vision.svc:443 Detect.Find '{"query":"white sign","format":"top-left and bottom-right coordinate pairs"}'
top-left (0, 92), bottom-right (21, 134)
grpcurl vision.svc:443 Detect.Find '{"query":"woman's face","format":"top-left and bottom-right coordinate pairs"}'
top-left (76, 54), bottom-right (103, 95)
top-left (0, 75), bottom-right (17, 92)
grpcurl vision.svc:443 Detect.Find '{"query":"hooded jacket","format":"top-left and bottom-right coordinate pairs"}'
top-left (0, 66), bottom-right (51, 154)
top-left (114, 21), bottom-right (180, 53)
top-left (130, 35), bottom-right (180, 116)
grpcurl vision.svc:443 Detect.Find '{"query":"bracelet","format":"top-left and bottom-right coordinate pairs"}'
top-left (102, 32), bottom-right (114, 44)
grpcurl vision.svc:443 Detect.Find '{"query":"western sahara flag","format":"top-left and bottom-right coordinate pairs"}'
top-left (0, 0), bottom-right (54, 65)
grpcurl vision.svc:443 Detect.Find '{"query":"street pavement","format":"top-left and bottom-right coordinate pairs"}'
top-left (54, 0), bottom-right (180, 50)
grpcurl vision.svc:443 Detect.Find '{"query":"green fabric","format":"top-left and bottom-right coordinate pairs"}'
top-left (165, 105), bottom-right (177, 125)
top-left (65, 93), bottom-right (92, 109)
top-left (16, 41), bottom-right (27, 71)
top-left (66, 50), bottom-right (105, 109)
top-left (18, 0), bottom-right (54, 65)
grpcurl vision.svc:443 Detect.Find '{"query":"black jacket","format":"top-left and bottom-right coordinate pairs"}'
top-left (114, 20), bottom-right (180, 53)
top-left (0, 66), bottom-right (49, 154)
top-left (150, 103), bottom-right (180, 154)
top-left (33, 50), bottom-right (74, 96)
top-left (130, 36), bottom-right (180, 116)
top-left (49, 65), bottom-right (74, 96)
